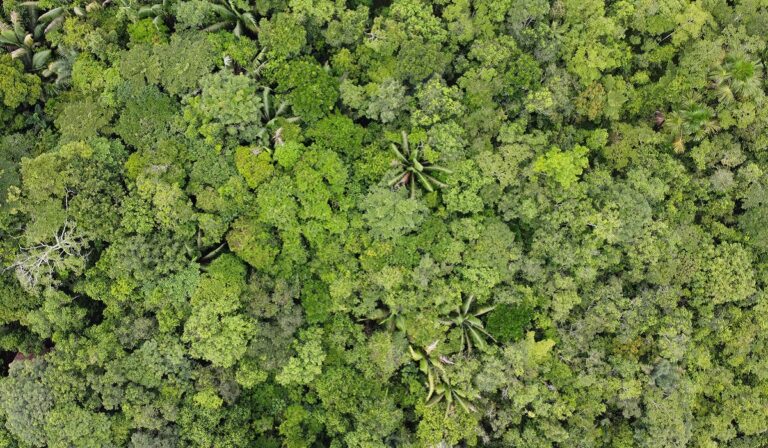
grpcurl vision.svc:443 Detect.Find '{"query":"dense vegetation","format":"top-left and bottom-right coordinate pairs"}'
top-left (1, 0), bottom-right (768, 446)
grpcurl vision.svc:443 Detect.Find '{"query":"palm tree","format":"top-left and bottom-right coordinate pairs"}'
top-left (1, 2), bottom-right (96, 73)
top-left (246, 87), bottom-right (300, 149)
top-left (444, 295), bottom-right (496, 353)
top-left (204, 0), bottom-right (259, 37)
top-left (43, 47), bottom-right (78, 87)
top-left (426, 379), bottom-right (478, 413)
top-left (409, 342), bottom-right (478, 414)
top-left (0, 6), bottom-right (54, 71)
top-left (366, 304), bottom-right (406, 333)
top-left (388, 131), bottom-right (452, 198)
top-left (136, 0), bottom-right (173, 28)
top-left (666, 102), bottom-right (719, 153)
top-left (710, 54), bottom-right (763, 104)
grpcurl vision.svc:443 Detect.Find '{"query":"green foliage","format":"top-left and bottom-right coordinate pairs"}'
top-left (306, 113), bottom-right (365, 157)
top-left (127, 17), bottom-right (168, 45)
top-left (486, 302), bottom-right (533, 343)
top-left (268, 57), bottom-right (338, 123)
top-left (45, 405), bottom-right (112, 448)
top-left (155, 33), bottom-right (218, 96)
top-left (54, 95), bottom-right (114, 142)
top-left (226, 216), bottom-right (279, 270)
top-left (115, 85), bottom-right (179, 150)
top-left (183, 70), bottom-right (263, 146)
top-left (533, 145), bottom-right (590, 188)
top-left (273, 141), bottom-right (303, 169)
top-left (205, 29), bottom-right (259, 67)
top-left (234, 146), bottom-right (274, 188)
top-left (276, 327), bottom-right (326, 386)
top-left (184, 74), bottom-right (298, 151)
top-left (0, 56), bottom-right (40, 129)
top-left (182, 254), bottom-right (256, 368)
top-left (258, 13), bottom-right (306, 60)
top-left (0, 54), bottom-right (41, 110)
top-left (360, 187), bottom-right (427, 240)
top-left (0, 359), bottom-right (52, 447)
top-left (340, 79), bottom-right (408, 124)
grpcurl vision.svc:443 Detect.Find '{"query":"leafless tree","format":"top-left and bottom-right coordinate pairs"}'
top-left (8, 220), bottom-right (87, 290)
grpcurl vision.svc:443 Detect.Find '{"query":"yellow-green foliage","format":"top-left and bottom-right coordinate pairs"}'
top-left (234, 146), bottom-right (274, 188)
top-left (0, 55), bottom-right (41, 128)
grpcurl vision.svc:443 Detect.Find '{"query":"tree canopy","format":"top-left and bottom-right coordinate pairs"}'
top-left (1, 0), bottom-right (768, 446)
